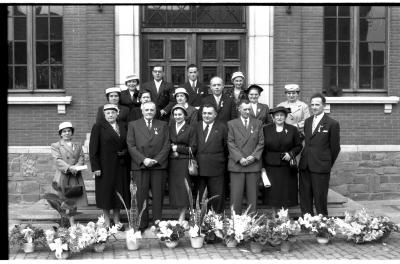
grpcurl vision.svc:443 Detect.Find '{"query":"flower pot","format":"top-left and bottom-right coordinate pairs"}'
top-left (225, 238), bottom-right (238, 248)
top-left (165, 240), bottom-right (179, 249)
top-left (126, 238), bottom-right (141, 251)
top-left (22, 242), bottom-right (35, 253)
top-left (190, 235), bottom-right (205, 249)
top-left (316, 236), bottom-right (330, 245)
top-left (249, 241), bottom-right (263, 253)
top-left (280, 240), bottom-right (290, 253)
top-left (55, 250), bottom-right (70, 260)
top-left (93, 242), bottom-right (106, 253)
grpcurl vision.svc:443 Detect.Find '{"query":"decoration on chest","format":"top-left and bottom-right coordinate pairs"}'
top-left (154, 127), bottom-right (159, 135)
top-left (250, 126), bottom-right (254, 134)
top-left (220, 101), bottom-right (224, 108)
top-left (317, 125), bottom-right (324, 133)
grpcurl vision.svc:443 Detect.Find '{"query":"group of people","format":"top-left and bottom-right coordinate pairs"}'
top-left (51, 64), bottom-right (341, 232)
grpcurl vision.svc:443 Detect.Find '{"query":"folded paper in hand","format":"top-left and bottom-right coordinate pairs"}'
top-left (261, 168), bottom-right (271, 188)
top-left (74, 165), bottom-right (88, 171)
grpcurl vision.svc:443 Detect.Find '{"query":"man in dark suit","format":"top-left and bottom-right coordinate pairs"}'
top-left (299, 93), bottom-right (341, 216)
top-left (120, 74), bottom-right (141, 110)
top-left (180, 64), bottom-right (209, 109)
top-left (127, 101), bottom-right (170, 231)
top-left (195, 104), bottom-right (228, 213)
top-left (140, 65), bottom-right (175, 121)
top-left (227, 99), bottom-right (264, 214)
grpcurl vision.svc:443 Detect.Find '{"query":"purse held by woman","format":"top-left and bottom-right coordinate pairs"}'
top-left (188, 147), bottom-right (198, 176)
top-left (63, 173), bottom-right (84, 198)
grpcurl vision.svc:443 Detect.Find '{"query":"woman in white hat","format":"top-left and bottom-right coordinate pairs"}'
top-left (168, 104), bottom-right (197, 221)
top-left (120, 74), bottom-right (141, 110)
top-left (51, 121), bottom-right (88, 226)
top-left (89, 104), bottom-right (131, 230)
top-left (277, 84), bottom-right (310, 137)
top-left (170, 87), bottom-right (198, 126)
top-left (229, 71), bottom-right (248, 104)
top-left (96, 87), bottom-right (130, 124)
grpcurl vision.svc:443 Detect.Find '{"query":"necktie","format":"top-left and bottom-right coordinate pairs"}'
top-left (244, 119), bottom-right (248, 130)
top-left (204, 124), bottom-right (209, 142)
top-left (191, 81), bottom-right (196, 91)
top-left (147, 120), bottom-right (152, 131)
top-left (312, 116), bottom-right (317, 133)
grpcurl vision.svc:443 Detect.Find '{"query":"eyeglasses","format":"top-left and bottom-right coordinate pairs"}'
top-left (153, 70), bottom-right (163, 73)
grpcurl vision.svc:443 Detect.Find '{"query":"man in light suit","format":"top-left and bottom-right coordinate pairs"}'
top-left (227, 99), bottom-right (264, 214)
top-left (179, 64), bottom-right (209, 109)
top-left (140, 65), bottom-right (175, 121)
top-left (127, 101), bottom-right (170, 231)
top-left (195, 104), bottom-right (228, 213)
top-left (299, 93), bottom-right (340, 216)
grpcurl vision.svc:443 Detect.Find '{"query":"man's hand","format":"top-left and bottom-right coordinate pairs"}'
top-left (281, 152), bottom-right (291, 161)
top-left (143, 158), bottom-right (153, 167)
top-left (246, 156), bottom-right (255, 165)
top-left (239, 158), bottom-right (248, 166)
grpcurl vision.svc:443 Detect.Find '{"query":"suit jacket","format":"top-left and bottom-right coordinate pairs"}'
top-left (169, 121), bottom-right (197, 159)
top-left (127, 118), bottom-right (170, 170)
top-left (250, 103), bottom-right (273, 125)
top-left (180, 81), bottom-right (209, 107)
top-left (299, 114), bottom-right (341, 173)
top-left (227, 117), bottom-right (264, 172)
top-left (96, 104), bottom-right (130, 125)
top-left (120, 89), bottom-right (141, 110)
top-left (140, 80), bottom-right (175, 114)
top-left (200, 94), bottom-right (238, 124)
top-left (196, 121), bottom-right (228, 177)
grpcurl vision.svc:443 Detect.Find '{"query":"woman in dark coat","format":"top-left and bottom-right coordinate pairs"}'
top-left (89, 104), bottom-right (130, 230)
top-left (262, 106), bottom-right (303, 214)
top-left (168, 104), bottom-right (197, 221)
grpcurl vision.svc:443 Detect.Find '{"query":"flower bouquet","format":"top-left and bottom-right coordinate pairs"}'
top-left (243, 214), bottom-right (269, 253)
top-left (151, 220), bottom-right (187, 248)
top-left (9, 224), bottom-right (46, 253)
top-left (45, 226), bottom-right (71, 259)
top-left (85, 215), bottom-right (118, 252)
top-left (335, 208), bottom-right (400, 244)
top-left (298, 213), bottom-right (337, 243)
top-left (202, 210), bottom-right (224, 244)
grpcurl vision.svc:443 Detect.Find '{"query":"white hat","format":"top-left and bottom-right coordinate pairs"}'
top-left (103, 104), bottom-right (119, 112)
top-left (125, 74), bottom-right (139, 84)
top-left (173, 87), bottom-right (189, 97)
top-left (231, 71), bottom-right (245, 82)
top-left (105, 87), bottom-right (121, 95)
top-left (284, 84), bottom-right (300, 92)
top-left (58, 121), bottom-right (73, 132)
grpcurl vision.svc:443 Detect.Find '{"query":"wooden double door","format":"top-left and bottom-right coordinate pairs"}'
top-left (141, 33), bottom-right (246, 88)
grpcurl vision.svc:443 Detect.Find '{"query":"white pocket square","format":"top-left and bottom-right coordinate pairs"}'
top-left (322, 130), bottom-right (328, 133)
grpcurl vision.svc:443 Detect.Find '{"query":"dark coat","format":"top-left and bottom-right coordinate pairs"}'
top-left (120, 89), bottom-right (141, 110)
top-left (127, 118), bottom-right (170, 170)
top-left (200, 94), bottom-right (238, 124)
top-left (141, 80), bottom-right (175, 114)
top-left (180, 81), bottom-right (209, 107)
top-left (250, 103), bottom-right (273, 125)
top-left (299, 114), bottom-right (341, 173)
top-left (96, 104), bottom-right (130, 125)
top-left (196, 121), bottom-right (228, 177)
top-left (89, 120), bottom-right (130, 209)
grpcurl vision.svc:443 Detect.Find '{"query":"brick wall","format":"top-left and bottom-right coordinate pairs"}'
top-left (8, 5), bottom-right (115, 146)
top-left (273, 6), bottom-right (400, 144)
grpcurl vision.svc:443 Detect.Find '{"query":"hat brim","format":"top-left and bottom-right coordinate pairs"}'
top-left (268, 107), bottom-right (291, 115)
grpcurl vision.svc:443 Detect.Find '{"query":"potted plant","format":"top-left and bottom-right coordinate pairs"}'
top-left (202, 210), bottom-right (224, 244)
top-left (116, 179), bottom-right (146, 251)
top-left (184, 179), bottom-right (218, 248)
top-left (85, 215), bottom-right (118, 252)
top-left (43, 193), bottom-right (82, 228)
top-left (298, 213), bottom-right (337, 244)
top-left (151, 220), bottom-right (187, 248)
top-left (45, 226), bottom-right (71, 259)
top-left (244, 214), bottom-right (269, 253)
top-left (9, 224), bottom-right (46, 253)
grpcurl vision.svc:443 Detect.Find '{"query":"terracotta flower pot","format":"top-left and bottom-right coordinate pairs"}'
top-left (165, 240), bottom-right (179, 249)
top-left (190, 235), bottom-right (205, 249)
top-left (280, 240), bottom-right (290, 253)
top-left (225, 238), bottom-right (238, 248)
top-left (93, 242), bottom-right (106, 252)
top-left (249, 241), bottom-right (263, 253)
top-left (22, 242), bottom-right (35, 253)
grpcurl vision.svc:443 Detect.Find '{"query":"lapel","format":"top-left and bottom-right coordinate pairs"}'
top-left (256, 103), bottom-right (264, 118)
top-left (60, 140), bottom-right (74, 156)
top-left (138, 118), bottom-right (152, 139)
top-left (311, 114), bottom-right (328, 138)
top-left (236, 118), bottom-right (248, 138)
top-left (158, 80), bottom-right (166, 95)
top-left (203, 122), bottom-right (218, 149)
top-left (177, 122), bottom-right (188, 136)
top-left (101, 121), bottom-right (122, 146)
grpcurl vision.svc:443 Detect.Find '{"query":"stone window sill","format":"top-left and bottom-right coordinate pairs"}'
top-left (325, 96), bottom-right (400, 114)
top-left (7, 96), bottom-right (72, 114)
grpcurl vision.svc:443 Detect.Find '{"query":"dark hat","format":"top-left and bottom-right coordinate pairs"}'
top-left (171, 104), bottom-right (187, 116)
top-left (268, 106), bottom-right (291, 115)
top-left (244, 84), bottom-right (263, 94)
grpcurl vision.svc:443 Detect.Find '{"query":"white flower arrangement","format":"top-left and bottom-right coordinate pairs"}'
top-left (298, 213), bottom-right (337, 238)
top-left (151, 220), bottom-right (187, 242)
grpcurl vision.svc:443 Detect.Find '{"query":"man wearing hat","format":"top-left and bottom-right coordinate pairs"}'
top-left (140, 65), bottom-right (175, 121)
top-left (299, 93), bottom-right (340, 216)
top-left (127, 101), bottom-right (170, 231)
top-left (179, 64), bottom-right (208, 109)
top-left (96, 87), bottom-right (130, 125)
top-left (120, 74), bottom-right (141, 110)
top-left (277, 84), bottom-right (310, 136)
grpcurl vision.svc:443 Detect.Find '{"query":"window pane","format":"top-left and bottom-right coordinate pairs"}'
top-left (14, 6), bottom-right (27, 16)
top-left (171, 40), bottom-right (185, 59)
top-left (338, 42), bottom-right (350, 64)
top-left (36, 41), bottom-right (49, 64)
top-left (324, 18), bottom-right (336, 40)
top-left (168, 6), bottom-right (191, 27)
top-left (14, 17), bottom-right (26, 40)
top-left (359, 42), bottom-right (371, 65)
top-left (225, 66), bottom-right (239, 85)
top-left (149, 40), bottom-right (164, 59)
top-left (50, 42), bottom-right (62, 64)
top-left (50, 17), bottom-right (62, 40)
top-left (8, 18), bottom-right (13, 41)
top-left (224, 40), bottom-right (239, 59)
top-left (338, 18), bottom-right (350, 40)
top-left (8, 66), bottom-right (13, 89)
top-left (360, 6), bottom-right (385, 18)
top-left (202, 66), bottom-right (217, 83)
top-left (50, 6), bottom-right (63, 16)
top-left (14, 42), bottom-right (27, 64)
top-left (8, 42), bottom-right (13, 64)
top-left (359, 66), bottom-right (371, 89)
top-left (338, 66), bottom-right (350, 89)
top-left (202, 40), bottom-right (217, 59)
top-left (372, 43), bottom-right (385, 65)
top-left (373, 66), bottom-right (384, 89)
top-left (324, 42), bottom-right (336, 64)
top-left (36, 6), bottom-right (49, 16)
top-left (36, 17), bottom-right (48, 40)
top-left (324, 6), bottom-right (336, 17)
top-left (323, 66), bottom-right (338, 95)
top-left (171, 66), bottom-right (185, 85)
top-left (50, 66), bottom-right (63, 89)
top-left (36, 66), bottom-right (49, 88)
top-left (15, 66), bottom-right (27, 89)
top-left (338, 6), bottom-right (350, 16)
top-left (360, 18), bottom-right (385, 42)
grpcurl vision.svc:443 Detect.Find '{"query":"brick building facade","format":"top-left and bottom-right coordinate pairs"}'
top-left (7, 5), bottom-right (400, 203)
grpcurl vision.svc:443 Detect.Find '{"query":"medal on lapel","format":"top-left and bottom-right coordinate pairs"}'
top-left (154, 127), bottom-right (158, 135)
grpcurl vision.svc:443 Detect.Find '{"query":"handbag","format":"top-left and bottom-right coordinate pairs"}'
top-left (188, 147), bottom-right (198, 176)
top-left (63, 173), bottom-right (84, 198)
